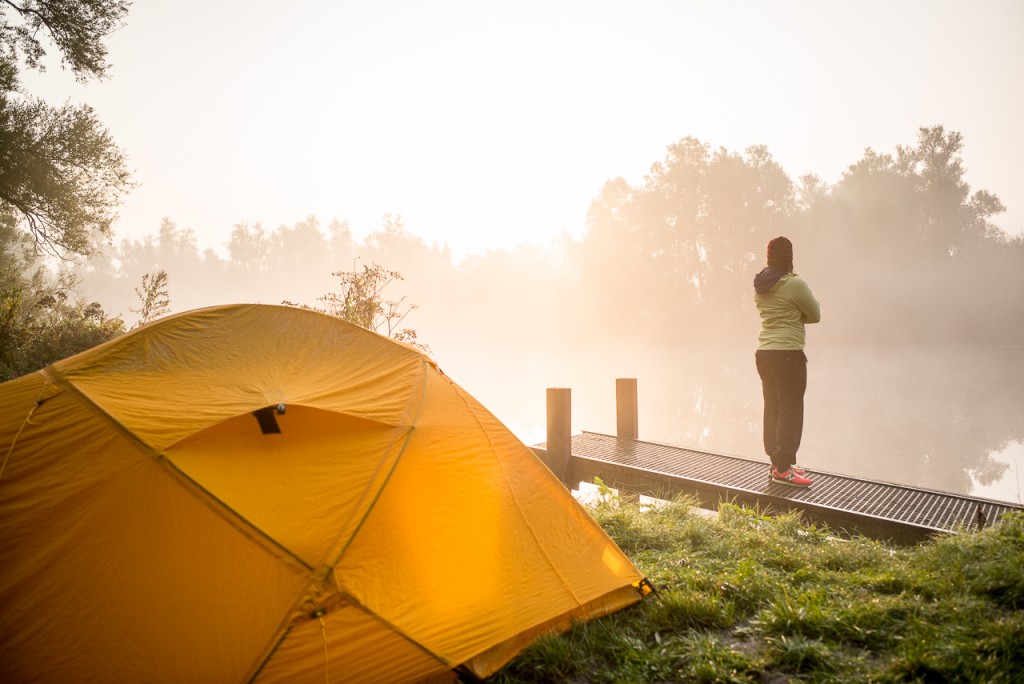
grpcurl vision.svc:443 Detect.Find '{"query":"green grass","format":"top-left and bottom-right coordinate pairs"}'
top-left (491, 493), bottom-right (1024, 684)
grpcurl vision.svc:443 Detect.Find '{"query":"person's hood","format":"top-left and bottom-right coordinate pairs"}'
top-left (753, 267), bottom-right (789, 294)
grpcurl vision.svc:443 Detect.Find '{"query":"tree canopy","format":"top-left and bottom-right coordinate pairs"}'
top-left (0, 0), bottom-right (134, 258)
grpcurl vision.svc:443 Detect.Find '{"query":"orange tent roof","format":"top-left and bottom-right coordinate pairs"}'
top-left (0, 304), bottom-right (646, 682)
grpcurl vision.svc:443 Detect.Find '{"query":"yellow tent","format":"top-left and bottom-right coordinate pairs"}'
top-left (0, 304), bottom-right (647, 683)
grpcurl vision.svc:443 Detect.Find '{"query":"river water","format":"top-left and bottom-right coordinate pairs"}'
top-left (449, 344), bottom-right (1024, 506)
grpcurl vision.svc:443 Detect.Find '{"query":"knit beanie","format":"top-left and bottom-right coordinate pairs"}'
top-left (767, 236), bottom-right (793, 271)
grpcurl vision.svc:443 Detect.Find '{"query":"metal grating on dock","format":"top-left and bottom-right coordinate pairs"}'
top-left (556, 432), bottom-right (1024, 543)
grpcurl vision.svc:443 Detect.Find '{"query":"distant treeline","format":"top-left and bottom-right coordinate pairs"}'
top-left (4, 125), bottom-right (1020, 379)
top-left (579, 125), bottom-right (1020, 347)
top-left (88, 126), bottom-right (1022, 346)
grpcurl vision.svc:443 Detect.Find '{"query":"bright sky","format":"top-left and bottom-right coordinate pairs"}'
top-left (24, 0), bottom-right (1024, 260)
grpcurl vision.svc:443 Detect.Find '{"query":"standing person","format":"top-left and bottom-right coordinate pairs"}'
top-left (753, 236), bottom-right (820, 487)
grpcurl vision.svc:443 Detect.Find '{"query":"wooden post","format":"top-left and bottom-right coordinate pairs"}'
top-left (546, 387), bottom-right (572, 484)
top-left (616, 378), bottom-right (638, 440)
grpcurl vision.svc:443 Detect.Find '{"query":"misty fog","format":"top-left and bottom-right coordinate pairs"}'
top-left (63, 127), bottom-right (1024, 504)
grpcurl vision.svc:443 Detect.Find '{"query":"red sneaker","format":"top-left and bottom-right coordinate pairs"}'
top-left (768, 464), bottom-right (809, 477)
top-left (771, 467), bottom-right (813, 487)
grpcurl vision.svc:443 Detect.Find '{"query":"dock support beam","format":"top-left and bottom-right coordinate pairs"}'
top-left (616, 378), bottom-right (638, 440)
top-left (546, 387), bottom-right (572, 484)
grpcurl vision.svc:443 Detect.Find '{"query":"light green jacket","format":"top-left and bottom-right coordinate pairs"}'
top-left (755, 273), bottom-right (821, 350)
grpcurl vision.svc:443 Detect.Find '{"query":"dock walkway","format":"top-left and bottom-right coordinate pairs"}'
top-left (540, 431), bottom-right (1024, 544)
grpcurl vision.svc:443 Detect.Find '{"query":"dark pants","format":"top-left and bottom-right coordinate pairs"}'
top-left (755, 350), bottom-right (808, 472)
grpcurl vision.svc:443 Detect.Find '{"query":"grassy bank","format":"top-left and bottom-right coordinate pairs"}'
top-left (492, 490), bottom-right (1024, 683)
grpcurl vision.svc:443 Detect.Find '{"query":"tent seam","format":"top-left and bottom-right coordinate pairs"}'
top-left (445, 374), bottom-right (584, 607)
top-left (245, 423), bottom-right (420, 682)
top-left (247, 357), bottom-right (433, 684)
top-left (335, 588), bottom-right (459, 670)
top-left (326, 357), bottom-right (432, 567)
top-left (245, 589), bottom-right (458, 684)
top-left (36, 366), bottom-right (313, 572)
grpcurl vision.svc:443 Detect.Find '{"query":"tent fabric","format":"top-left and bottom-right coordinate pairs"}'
top-left (0, 304), bottom-right (647, 683)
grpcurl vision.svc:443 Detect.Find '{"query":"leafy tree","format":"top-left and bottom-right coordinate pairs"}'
top-left (580, 176), bottom-right (653, 332)
top-left (789, 125), bottom-right (1024, 346)
top-left (1, 0), bottom-right (134, 258)
top-left (226, 222), bottom-right (272, 275)
top-left (1, 213), bottom-right (123, 380)
top-left (129, 269), bottom-right (170, 327)
top-left (896, 125), bottom-right (1006, 259)
top-left (580, 137), bottom-right (796, 342)
top-left (285, 262), bottom-right (430, 354)
top-left (813, 126), bottom-right (1006, 269)
top-left (1, 287), bottom-right (123, 379)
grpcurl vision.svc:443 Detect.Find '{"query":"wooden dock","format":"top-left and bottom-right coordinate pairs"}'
top-left (533, 381), bottom-right (1024, 544)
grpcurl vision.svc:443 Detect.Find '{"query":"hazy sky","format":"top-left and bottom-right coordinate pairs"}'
top-left (24, 0), bottom-right (1024, 260)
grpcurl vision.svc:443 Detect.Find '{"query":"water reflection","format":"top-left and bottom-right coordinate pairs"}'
top-left (448, 345), bottom-right (1024, 505)
top-left (971, 440), bottom-right (1023, 505)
